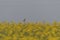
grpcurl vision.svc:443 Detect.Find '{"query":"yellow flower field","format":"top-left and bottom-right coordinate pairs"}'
top-left (0, 21), bottom-right (60, 40)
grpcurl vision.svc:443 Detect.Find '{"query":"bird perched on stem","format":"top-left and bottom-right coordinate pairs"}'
top-left (23, 18), bottom-right (26, 23)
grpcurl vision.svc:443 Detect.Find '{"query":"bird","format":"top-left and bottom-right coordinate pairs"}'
top-left (23, 18), bottom-right (26, 23)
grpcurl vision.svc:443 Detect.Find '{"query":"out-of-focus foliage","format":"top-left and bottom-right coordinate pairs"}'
top-left (0, 21), bottom-right (60, 40)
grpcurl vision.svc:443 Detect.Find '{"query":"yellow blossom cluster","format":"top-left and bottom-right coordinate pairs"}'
top-left (0, 21), bottom-right (60, 40)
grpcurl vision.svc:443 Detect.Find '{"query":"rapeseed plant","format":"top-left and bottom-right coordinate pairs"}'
top-left (0, 21), bottom-right (60, 40)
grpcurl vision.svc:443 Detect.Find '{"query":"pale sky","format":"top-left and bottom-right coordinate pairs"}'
top-left (0, 0), bottom-right (60, 22)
